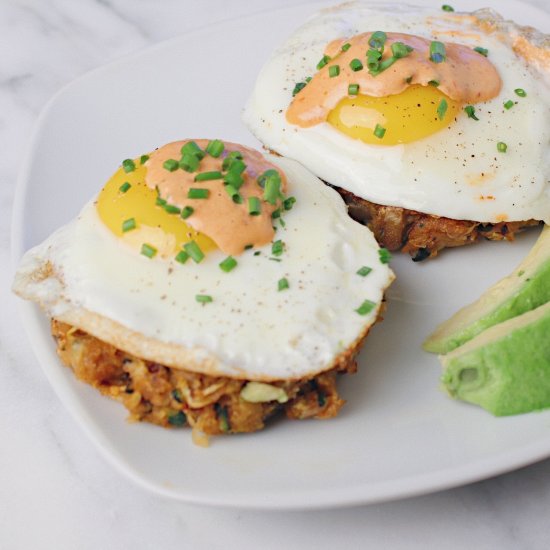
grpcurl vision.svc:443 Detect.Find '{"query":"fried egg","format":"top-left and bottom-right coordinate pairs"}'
top-left (243, 2), bottom-right (550, 224)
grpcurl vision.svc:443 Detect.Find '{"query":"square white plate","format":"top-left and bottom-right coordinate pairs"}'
top-left (11, 0), bottom-right (550, 509)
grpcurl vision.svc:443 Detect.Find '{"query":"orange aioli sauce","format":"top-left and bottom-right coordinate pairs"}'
top-left (145, 140), bottom-right (287, 256)
top-left (286, 32), bottom-right (502, 128)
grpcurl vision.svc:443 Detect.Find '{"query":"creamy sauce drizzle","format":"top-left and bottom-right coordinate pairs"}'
top-left (287, 32), bottom-right (502, 127)
top-left (145, 140), bottom-right (287, 255)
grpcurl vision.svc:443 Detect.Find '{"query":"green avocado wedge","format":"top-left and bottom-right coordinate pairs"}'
top-left (424, 225), bottom-right (550, 354)
top-left (441, 301), bottom-right (550, 416)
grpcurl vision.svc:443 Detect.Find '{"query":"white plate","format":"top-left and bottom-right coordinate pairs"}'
top-left (11, 0), bottom-right (550, 510)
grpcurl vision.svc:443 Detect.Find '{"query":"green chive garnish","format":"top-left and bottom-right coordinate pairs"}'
top-left (263, 173), bottom-right (281, 205)
top-left (441, 4), bottom-right (454, 11)
top-left (224, 184), bottom-right (243, 203)
top-left (430, 41), bottom-right (446, 63)
top-left (272, 209), bottom-right (281, 219)
top-left (223, 171), bottom-right (244, 189)
top-left (257, 169), bottom-right (279, 188)
top-left (283, 196), bottom-right (296, 211)
top-left (473, 46), bottom-right (488, 57)
top-left (179, 153), bottom-right (200, 172)
top-left (141, 243), bottom-right (157, 259)
top-left (175, 250), bottom-right (189, 264)
top-left (164, 204), bottom-right (181, 215)
top-left (180, 141), bottom-right (204, 160)
top-left (503, 100), bottom-right (514, 110)
top-left (514, 88), bottom-right (527, 97)
top-left (122, 218), bottom-right (136, 232)
top-left (379, 248), bottom-right (392, 264)
top-left (272, 240), bottom-right (284, 256)
top-left (119, 182), bottom-right (131, 193)
top-left (349, 58), bottom-right (364, 71)
top-left (140, 154), bottom-right (149, 165)
top-left (248, 196), bottom-right (261, 216)
top-left (121, 159), bottom-right (135, 173)
top-left (356, 300), bottom-right (376, 316)
top-left (369, 56), bottom-right (397, 76)
top-left (437, 98), bottom-right (448, 120)
top-left (156, 196), bottom-right (167, 207)
top-left (187, 188), bottom-right (209, 199)
top-left (292, 82), bottom-right (307, 96)
top-left (357, 266), bottom-right (372, 277)
top-left (219, 256), bottom-right (237, 273)
top-left (348, 83), bottom-right (359, 95)
top-left (163, 158), bottom-right (179, 172)
top-left (278, 278), bottom-right (289, 291)
top-left (464, 105), bottom-right (479, 120)
top-left (328, 65), bottom-right (340, 78)
top-left (194, 171), bottom-right (223, 182)
top-left (366, 49), bottom-right (382, 71)
top-left (227, 159), bottom-right (246, 175)
top-left (374, 124), bottom-right (386, 139)
top-left (428, 80), bottom-right (440, 87)
top-left (497, 141), bottom-right (508, 153)
top-left (391, 42), bottom-right (413, 59)
top-left (205, 139), bottom-right (224, 158)
top-left (184, 241), bottom-right (205, 263)
top-left (369, 31), bottom-right (387, 51)
top-left (316, 54), bottom-right (331, 70)
top-left (181, 206), bottom-right (194, 219)
top-left (168, 411), bottom-right (186, 426)
top-left (195, 294), bottom-right (213, 304)
top-left (222, 151), bottom-right (244, 171)
top-left (341, 42), bottom-right (351, 52)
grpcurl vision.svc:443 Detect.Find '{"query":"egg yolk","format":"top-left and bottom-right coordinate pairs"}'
top-left (96, 159), bottom-right (215, 257)
top-left (327, 85), bottom-right (460, 145)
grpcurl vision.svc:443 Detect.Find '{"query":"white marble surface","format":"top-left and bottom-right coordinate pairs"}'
top-left (2, 0), bottom-right (550, 548)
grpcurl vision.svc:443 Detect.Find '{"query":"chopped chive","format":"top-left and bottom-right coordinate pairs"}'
top-left (179, 153), bottom-right (200, 172)
top-left (180, 141), bottom-right (205, 160)
top-left (316, 54), bottom-right (331, 70)
top-left (428, 80), bottom-right (440, 87)
top-left (292, 82), bottom-right (307, 96)
top-left (379, 248), bottom-right (392, 264)
top-left (278, 278), bottom-right (289, 291)
top-left (441, 4), bottom-right (454, 11)
top-left (473, 46), bottom-right (488, 57)
top-left (369, 31), bottom-right (387, 51)
top-left (497, 141), bottom-right (508, 153)
top-left (167, 411), bottom-right (186, 426)
top-left (341, 42), bottom-right (351, 52)
top-left (366, 48), bottom-right (382, 71)
top-left (223, 171), bottom-right (244, 188)
top-left (163, 158), bottom-right (179, 172)
top-left (175, 250), bottom-right (189, 264)
top-left (279, 218), bottom-right (286, 228)
top-left (140, 154), bottom-right (149, 165)
top-left (119, 182), bottom-right (131, 193)
top-left (348, 83), bottom-right (359, 95)
top-left (349, 58), bottom-right (364, 71)
top-left (248, 196), bottom-right (261, 216)
top-left (164, 204), bottom-right (181, 215)
top-left (272, 209), bottom-right (281, 219)
top-left (283, 196), bottom-right (296, 210)
top-left (437, 98), bottom-right (448, 120)
top-left (205, 139), bottom-right (224, 158)
top-left (155, 196), bottom-right (167, 207)
top-left (181, 206), bottom-right (194, 219)
top-left (357, 266), bottom-right (372, 277)
top-left (122, 218), bottom-right (136, 232)
top-left (216, 404), bottom-right (230, 432)
top-left (257, 169), bottom-right (279, 188)
top-left (224, 184), bottom-right (243, 203)
top-left (356, 299), bottom-right (376, 315)
top-left (503, 100), bottom-right (514, 110)
top-left (263, 173), bottom-right (281, 205)
top-left (122, 159), bottom-right (136, 173)
top-left (328, 65), bottom-right (340, 78)
top-left (171, 389), bottom-right (183, 403)
top-left (141, 243), bottom-right (157, 259)
top-left (219, 256), bottom-right (237, 273)
top-left (222, 150), bottom-right (244, 171)
top-left (227, 159), bottom-right (246, 175)
top-left (194, 171), bottom-right (222, 182)
top-left (514, 88), bottom-right (527, 97)
top-left (373, 124), bottom-right (386, 139)
top-left (464, 105), bottom-right (479, 120)
top-left (254, 251), bottom-right (261, 256)
top-left (184, 241), bottom-right (205, 263)
top-left (272, 240), bottom-right (284, 256)
top-left (391, 42), bottom-right (413, 59)
top-left (187, 188), bottom-right (209, 199)
top-left (369, 56), bottom-right (397, 76)
top-left (430, 41), bottom-right (446, 63)
top-left (305, 76), bottom-right (312, 83)
top-left (195, 294), bottom-right (213, 304)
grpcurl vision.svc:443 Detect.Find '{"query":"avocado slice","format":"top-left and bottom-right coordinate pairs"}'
top-left (441, 301), bottom-right (550, 416)
top-left (424, 225), bottom-right (550, 354)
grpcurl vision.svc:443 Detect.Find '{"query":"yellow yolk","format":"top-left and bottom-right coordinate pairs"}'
top-left (327, 85), bottom-right (460, 145)
top-left (96, 159), bottom-right (215, 258)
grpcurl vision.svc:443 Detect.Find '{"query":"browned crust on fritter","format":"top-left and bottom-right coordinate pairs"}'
top-left (333, 185), bottom-right (541, 261)
top-left (50, 316), bottom-right (380, 435)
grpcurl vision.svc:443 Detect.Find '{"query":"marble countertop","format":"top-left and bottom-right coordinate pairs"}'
top-left (2, 1), bottom-right (549, 548)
